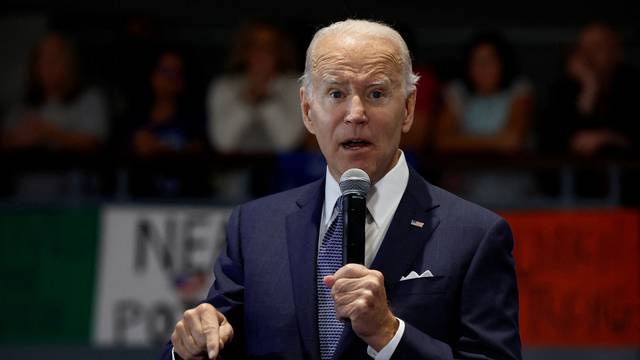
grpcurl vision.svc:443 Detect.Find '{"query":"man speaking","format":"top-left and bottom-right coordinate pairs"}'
top-left (162, 19), bottom-right (521, 359)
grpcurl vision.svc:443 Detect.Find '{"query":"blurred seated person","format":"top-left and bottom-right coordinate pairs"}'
top-left (1, 33), bottom-right (108, 153)
top-left (206, 21), bottom-right (305, 154)
top-left (131, 50), bottom-right (204, 158)
top-left (542, 22), bottom-right (639, 157)
top-left (540, 23), bottom-right (640, 202)
top-left (0, 32), bottom-right (108, 200)
top-left (436, 31), bottom-right (533, 154)
top-left (435, 31), bottom-right (534, 207)
top-left (128, 50), bottom-right (207, 197)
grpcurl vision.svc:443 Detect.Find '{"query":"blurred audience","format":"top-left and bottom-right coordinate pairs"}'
top-left (436, 31), bottom-right (533, 153)
top-left (206, 21), bottom-right (305, 154)
top-left (542, 22), bottom-right (640, 157)
top-left (0, 20), bottom-right (637, 205)
top-left (1, 33), bottom-right (108, 153)
top-left (435, 31), bottom-right (535, 207)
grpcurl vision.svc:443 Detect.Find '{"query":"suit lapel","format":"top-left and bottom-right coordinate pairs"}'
top-left (286, 179), bottom-right (324, 360)
top-left (370, 168), bottom-right (441, 289)
top-left (334, 168), bottom-right (441, 359)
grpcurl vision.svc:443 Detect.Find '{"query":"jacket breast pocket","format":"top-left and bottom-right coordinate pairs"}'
top-left (390, 275), bottom-right (449, 296)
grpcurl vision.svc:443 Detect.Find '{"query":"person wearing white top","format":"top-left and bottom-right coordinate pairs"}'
top-left (206, 22), bottom-right (305, 154)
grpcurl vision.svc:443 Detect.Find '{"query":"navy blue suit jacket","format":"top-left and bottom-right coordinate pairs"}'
top-left (162, 168), bottom-right (521, 359)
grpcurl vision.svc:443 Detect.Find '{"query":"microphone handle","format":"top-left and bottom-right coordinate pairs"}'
top-left (343, 194), bottom-right (366, 265)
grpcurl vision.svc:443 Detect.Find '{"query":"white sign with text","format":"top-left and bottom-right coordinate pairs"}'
top-left (93, 205), bottom-right (231, 346)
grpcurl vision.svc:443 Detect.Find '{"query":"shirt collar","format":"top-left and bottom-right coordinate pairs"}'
top-left (323, 150), bottom-right (409, 226)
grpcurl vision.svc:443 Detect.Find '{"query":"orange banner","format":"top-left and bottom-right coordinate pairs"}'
top-left (503, 209), bottom-right (640, 346)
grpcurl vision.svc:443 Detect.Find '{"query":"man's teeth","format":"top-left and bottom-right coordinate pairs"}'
top-left (343, 140), bottom-right (369, 148)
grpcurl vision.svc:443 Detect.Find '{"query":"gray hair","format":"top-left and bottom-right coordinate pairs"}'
top-left (300, 19), bottom-right (420, 99)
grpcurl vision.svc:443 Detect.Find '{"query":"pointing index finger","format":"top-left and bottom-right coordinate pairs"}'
top-left (200, 308), bottom-right (220, 359)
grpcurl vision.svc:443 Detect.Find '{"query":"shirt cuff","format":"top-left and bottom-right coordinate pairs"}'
top-left (366, 318), bottom-right (405, 360)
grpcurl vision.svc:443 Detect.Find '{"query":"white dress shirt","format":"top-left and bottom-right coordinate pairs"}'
top-left (173, 151), bottom-right (409, 360)
top-left (319, 150), bottom-right (409, 360)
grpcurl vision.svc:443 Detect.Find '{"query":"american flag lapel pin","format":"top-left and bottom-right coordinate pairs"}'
top-left (410, 219), bottom-right (424, 228)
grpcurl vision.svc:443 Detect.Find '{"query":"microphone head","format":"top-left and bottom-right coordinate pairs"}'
top-left (339, 168), bottom-right (371, 196)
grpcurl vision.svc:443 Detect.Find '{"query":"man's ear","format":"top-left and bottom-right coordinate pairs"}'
top-left (300, 86), bottom-right (316, 135)
top-left (401, 89), bottom-right (417, 133)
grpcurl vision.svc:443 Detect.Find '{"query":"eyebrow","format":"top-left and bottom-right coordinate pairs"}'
top-left (368, 78), bottom-right (391, 87)
top-left (320, 74), bottom-right (342, 85)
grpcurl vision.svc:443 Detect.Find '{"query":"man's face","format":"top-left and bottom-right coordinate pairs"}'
top-left (300, 33), bottom-right (416, 183)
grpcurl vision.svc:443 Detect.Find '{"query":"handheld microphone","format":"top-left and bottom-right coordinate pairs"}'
top-left (339, 168), bottom-right (370, 265)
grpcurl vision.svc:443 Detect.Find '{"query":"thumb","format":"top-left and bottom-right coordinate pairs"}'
top-left (324, 275), bottom-right (336, 288)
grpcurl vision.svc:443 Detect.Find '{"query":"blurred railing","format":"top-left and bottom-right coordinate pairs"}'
top-left (2, 149), bottom-right (639, 208)
top-left (420, 151), bottom-right (640, 208)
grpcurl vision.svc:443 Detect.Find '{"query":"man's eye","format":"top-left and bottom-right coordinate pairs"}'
top-left (370, 90), bottom-right (384, 99)
top-left (329, 91), bottom-right (344, 99)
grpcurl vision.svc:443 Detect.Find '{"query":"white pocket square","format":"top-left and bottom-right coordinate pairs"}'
top-left (400, 270), bottom-right (434, 281)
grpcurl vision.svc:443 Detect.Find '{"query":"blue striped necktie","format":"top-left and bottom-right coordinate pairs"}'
top-left (317, 197), bottom-right (345, 360)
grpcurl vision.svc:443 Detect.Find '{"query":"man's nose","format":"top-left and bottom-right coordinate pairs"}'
top-left (345, 95), bottom-right (367, 124)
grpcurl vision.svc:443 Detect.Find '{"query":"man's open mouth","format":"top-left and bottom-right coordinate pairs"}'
top-left (341, 139), bottom-right (372, 150)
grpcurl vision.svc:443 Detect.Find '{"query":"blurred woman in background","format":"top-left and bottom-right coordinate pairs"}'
top-left (206, 21), bottom-right (304, 154)
top-left (1, 32), bottom-right (108, 152)
top-left (436, 31), bottom-right (535, 207)
top-left (128, 50), bottom-right (207, 197)
top-left (0, 33), bottom-right (109, 200)
top-left (437, 31), bottom-right (533, 153)
top-left (205, 21), bottom-right (306, 200)
top-left (131, 50), bottom-right (204, 158)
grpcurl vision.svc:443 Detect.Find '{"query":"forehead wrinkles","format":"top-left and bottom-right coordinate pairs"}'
top-left (315, 59), bottom-right (399, 83)
top-left (311, 36), bottom-right (403, 82)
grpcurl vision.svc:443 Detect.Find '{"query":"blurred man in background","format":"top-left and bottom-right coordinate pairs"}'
top-left (543, 23), bottom-right (640, 157)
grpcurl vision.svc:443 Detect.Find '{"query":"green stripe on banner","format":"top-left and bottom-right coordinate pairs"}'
top-left (0, 207), bottom-right (99, 344)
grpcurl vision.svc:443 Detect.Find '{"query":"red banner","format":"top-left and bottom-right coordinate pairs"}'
top-left (503, 209), bottom-right (640, 346)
